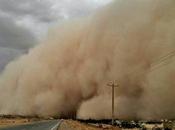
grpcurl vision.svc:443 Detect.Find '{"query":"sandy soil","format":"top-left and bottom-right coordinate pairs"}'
top-left (0, 117), bottom-right (42, 128)
top-left (59, 120), bottom-right (120, 130)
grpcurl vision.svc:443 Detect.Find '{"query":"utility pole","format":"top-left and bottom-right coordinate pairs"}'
top-left (107, 81), bottom-right (118, 125)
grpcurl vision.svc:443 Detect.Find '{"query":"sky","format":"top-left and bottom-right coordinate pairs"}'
top-left (0, 0), bottom-right (112, 72)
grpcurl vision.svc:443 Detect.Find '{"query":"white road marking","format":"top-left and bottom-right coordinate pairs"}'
top-left (51, 119), bottom-right (63, 130)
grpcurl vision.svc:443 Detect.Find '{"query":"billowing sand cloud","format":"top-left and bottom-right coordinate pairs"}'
top-left (0, 0), bottom-right (175, 120)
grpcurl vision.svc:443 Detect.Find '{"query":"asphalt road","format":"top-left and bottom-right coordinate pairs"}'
top-left (0, 120), bottom-right (61, 130)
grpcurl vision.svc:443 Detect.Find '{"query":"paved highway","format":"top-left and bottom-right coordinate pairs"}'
top-left (0, 120), bottom-right (61, 130)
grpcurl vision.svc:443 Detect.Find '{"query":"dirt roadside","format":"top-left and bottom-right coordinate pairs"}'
top-left (0, 118), bottom-right (120, 130)
top-left (59, 120), bottom-right (120, 130)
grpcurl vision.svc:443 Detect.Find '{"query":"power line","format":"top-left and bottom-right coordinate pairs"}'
top-left (150, 50), bottom-right (175, 71)
top-left (118, 49), bottom-right (175, 80)
top-left (107, 49), bottom-right (175, 122)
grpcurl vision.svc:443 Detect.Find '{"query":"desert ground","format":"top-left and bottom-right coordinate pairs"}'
top-left (0, 116), bottom-right (120, 130)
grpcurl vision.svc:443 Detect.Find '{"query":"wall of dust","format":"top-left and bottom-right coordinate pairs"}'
top-left (0, 0), bottom-right (175, 120)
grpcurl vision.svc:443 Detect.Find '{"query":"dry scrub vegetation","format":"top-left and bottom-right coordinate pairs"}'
top-left (59, 120), bottom-right (120, 130)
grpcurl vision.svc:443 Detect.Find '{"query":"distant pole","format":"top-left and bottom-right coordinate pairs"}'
top-left (107, 81), bottom-right (118, 125)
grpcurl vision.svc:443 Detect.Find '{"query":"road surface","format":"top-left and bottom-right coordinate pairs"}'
top-left (0, 120), bottom-right (61, 130)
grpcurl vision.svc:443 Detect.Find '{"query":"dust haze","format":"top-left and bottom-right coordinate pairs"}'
top-left (0, 0), bottom-right (175, 120)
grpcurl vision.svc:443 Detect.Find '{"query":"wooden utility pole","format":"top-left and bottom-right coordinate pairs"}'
top-left (107, 81), bottom-right (118, 125)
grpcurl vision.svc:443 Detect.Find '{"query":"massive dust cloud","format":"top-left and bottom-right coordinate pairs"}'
top-left (0, 0), bottom-right (175, 120)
